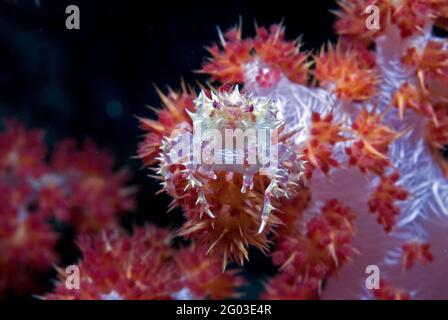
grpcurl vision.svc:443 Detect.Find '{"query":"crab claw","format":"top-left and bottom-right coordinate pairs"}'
top-left (257, 215), bottom-right (269, 235)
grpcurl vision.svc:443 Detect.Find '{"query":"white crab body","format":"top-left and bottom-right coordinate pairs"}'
top-left (157, 86), bottom-right (304, 233)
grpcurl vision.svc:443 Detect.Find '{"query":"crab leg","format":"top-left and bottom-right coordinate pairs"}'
top-left (258, 165), bottom-right (289, 234)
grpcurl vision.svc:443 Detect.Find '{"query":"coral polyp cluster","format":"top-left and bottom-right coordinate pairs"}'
top-left (0, 119), bottom-right (136, 296)
top-left (139, 1), bottom-right (448, 299)
top-left (314, 43), bottom-right (379, 101)
top-left (334, 0), bottom-right (448, 41)
top-left (0, 183), bottom-right (57, 295)
top-left (200, 23), bottom-right (310, 86)
top-left (268, 198), bottom-right (357, 298)
top-left (44, 226), bottom-right (244, 300)
top-left (138, 84), bottom-right (196, 167)
top-left (48, 139), bottom-right (136, 232)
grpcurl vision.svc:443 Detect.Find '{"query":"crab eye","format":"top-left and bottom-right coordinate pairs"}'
top-left (212, 101), bottom-right (221, 109)
top-left (245, 104), bottom-right (254, 113)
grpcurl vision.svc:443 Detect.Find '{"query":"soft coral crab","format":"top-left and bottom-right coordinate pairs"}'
top-left (150, 86), bottom-right (304, 265)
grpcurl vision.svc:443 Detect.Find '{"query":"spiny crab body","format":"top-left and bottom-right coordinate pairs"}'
top-left (154, 86), bottom-right (304, 264)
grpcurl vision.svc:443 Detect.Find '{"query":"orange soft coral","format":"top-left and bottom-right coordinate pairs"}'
top-left (426, 109), bottom-right (448, 150)
top-left (402, 241), bottom-right (434, 272)
top-left (373, 279), bottom-right (411, 300)
top-left (44, 227), bottom-right (244, 300)
top-left (49, 139), bottom-right (136, 232)
top-left (368, 172), bottom-right (409, 232)
top-left (392, 0), bottom-right (435, 38)
top-left (200, 23), bottom-right (310, 86)
top-left (173, 245), bottom-right (245, 299)
top-left (392, 82), bottom-right (437, 120)
top-left (199, 24), bottom-right (252, 84)
top-left (0, 183), bottom-right (57, 296)
top-left (334, 0), bottom-right (448, 41)
top-left (252, 23), bottom-right (310, 85)
top-left (0, 119), bottom-right (136, 233)
top-left (0, 118), bottom-right (139, 296)
top-left (0, 118), bottom-right (47, 176)
top-left (260, 273), bottom-right (319, 300)
top-left (138, 84), bottom-right (196, 166)
top-left (272, 199), bottom-right (356, 280)
top-left (402, 41), bottom-right (448, 90)
top-left (314, 43), bottom-right (379, 101)
top-left (177, 172), bottom-right (281, 267)
top-left (425, 107), bottom-right (448, 176)
top-left (303, 112), bottom-right (349, 178)
top-left (334, 0), bottom-right (391, 44)
top-left (346, 108), bottom-right (402, 175)
top-left (44, 227), bottom-right (178, 300)
top-left (275, 187), bottom-right (311, 237)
